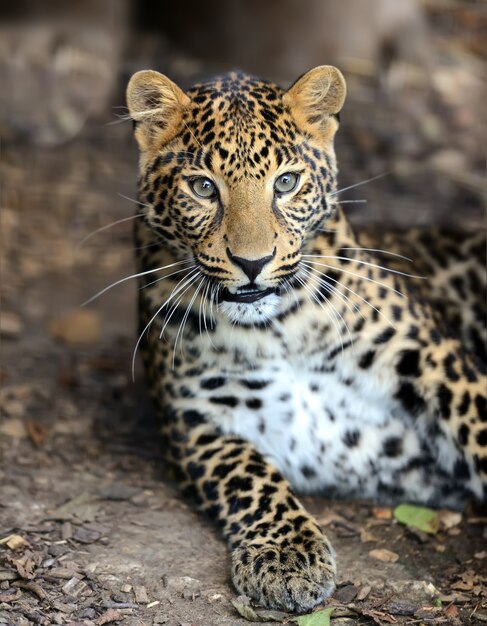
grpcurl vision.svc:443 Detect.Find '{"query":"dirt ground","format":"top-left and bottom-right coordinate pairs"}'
top-left (1, 20), bottom-right (486, 625)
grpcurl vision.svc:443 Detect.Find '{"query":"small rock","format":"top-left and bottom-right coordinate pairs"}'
top-left (369, 548), bottom-right (399, 563)
top-left (49, 309), bottom-right (100, 345)
top-left (438, 510), bottom-right (462, 530)
top-left (96, 608), bottom-right (122, 625)
top-left (0, 312), bottom-right (22, 339)
top-left (73, 526), bottom-right (101, 544)
top-left (100, 483), bottom-right (141, 501)
top-left (334, 584), bottom-right (358, 604)
top-left (356, 584), bottom-right (372, 601)
top-left (134, 585), bottom-right (149, 604)
top-left (386, 601), bottom-right (416, 615)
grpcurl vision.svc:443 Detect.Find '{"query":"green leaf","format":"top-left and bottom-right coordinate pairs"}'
top-left (293, 607), bottom-right (334, 626)
top-left (393, 503), bottom-right (440, 534)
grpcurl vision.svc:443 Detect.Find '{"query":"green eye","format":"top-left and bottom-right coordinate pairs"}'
top-left (190, 177), bottom-right (217, 199)
top-left (274, 172), bottom-right (299, 195)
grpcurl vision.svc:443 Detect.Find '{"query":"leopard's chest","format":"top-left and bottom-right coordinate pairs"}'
top-left (209, 361), bottom-right (422, 496)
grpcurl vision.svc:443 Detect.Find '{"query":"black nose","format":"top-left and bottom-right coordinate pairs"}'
top-left (227, 247), bottom-right (276, 282)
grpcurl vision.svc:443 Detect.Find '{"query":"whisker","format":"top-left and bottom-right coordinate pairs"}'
top-left (295, 271), bottom-right (346, 356)
top-left (82, 259), bottom-right (192, 306)
top-left (299, 267), bottom-right (355, 355)
top-left (333, 247), bottom-right (414, 263)
top-left (301, 261), bottom-right (395, 327)
top-left (329, 171), bottom-right (391, 196)
top-left (116, 193), bottom-right (151, 208)
top-left (173, 277), bottom-right (205, 367)
top-left (132, 271), bottom-right (199, 380)
top-left (304, 258), bottom-right (405, 299)
top-left (141, 263), bottom-right (196, 289)
top-left (304, 266), bottom-right (362, 322)
top-left (302, 255), bottom-right (425, 280)
top-left (77, 214), bottom-right (144, 249)
top-left (160, 268), bottom-right (202, 337)
top-left (335, 199), bottom-right (368, 204)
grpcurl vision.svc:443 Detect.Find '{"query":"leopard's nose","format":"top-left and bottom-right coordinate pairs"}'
top-left (226, 248), bottom-right (276, 282)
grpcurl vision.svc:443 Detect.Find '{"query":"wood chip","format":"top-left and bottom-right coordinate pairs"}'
top-left (62, 576), bottom-right (87, 597)
top-left (369, 549), bottom-right (400, 563)
top-left (146, 600), bottom-right (160, 609)
top-left (120, 584), bottom-right (132, 593)
top-left (0, 534), bottom-right (30, 550)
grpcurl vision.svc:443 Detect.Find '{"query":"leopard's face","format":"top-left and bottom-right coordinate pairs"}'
top-left (128, 68), bottom-right (346, 323)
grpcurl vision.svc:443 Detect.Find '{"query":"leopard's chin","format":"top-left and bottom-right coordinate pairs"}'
top-left (218, 292), bottom-right (280, 325)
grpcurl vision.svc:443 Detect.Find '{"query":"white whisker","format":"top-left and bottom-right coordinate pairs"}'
top-left (329, 171), bottom-right (390, 196)
top-left (141, 263), bottom-right (196, 289)
top-left (302, 255), bottom-right (425, 279)
top-left (82, 259), bottom-right (191, 306)
top-left (173, 277), bottom-right (205, 368)
top-left (77, 214), bottom-right (144, 249)
top-left (301, 261), bottom-right (395, 327)
top-left (334, 247), bottom-right (414, 263)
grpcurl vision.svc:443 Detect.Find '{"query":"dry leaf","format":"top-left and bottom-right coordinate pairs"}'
top-left (372, 507), bottom-right (392, 520)
top-left (445, 604), bottom-right (460, 618)
top-left (6, 552), bottom-right (38, 579)
top-left (369, 549), bottom-right (399, 563)
top-left (26, 419), bottom-right (48, 445)
top-left (232, 598), bottom-right (262, 621)
top-left (438, 509), bottom-right (462, 530)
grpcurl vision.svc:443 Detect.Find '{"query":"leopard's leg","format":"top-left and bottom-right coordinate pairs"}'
top-left (162, 412), bottom-right (336, 613)
top-left (376, 325), bottom-right (486, 501)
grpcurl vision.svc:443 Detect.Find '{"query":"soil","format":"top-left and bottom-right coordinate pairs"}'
top-left (1, 33), bottom-right (486, 626)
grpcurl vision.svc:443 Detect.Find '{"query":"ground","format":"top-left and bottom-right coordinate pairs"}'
top-left (1, 40), bottom-right (486, 625)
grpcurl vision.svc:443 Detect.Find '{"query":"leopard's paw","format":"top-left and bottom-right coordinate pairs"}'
top-left (231, 527), bottom-right (336, 613)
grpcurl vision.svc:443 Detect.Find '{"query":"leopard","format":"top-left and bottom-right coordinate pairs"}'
top-left (125, 66), bottom-right (487, 613)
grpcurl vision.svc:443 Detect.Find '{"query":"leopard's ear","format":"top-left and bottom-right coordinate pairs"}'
top-left (126, 70), bottom-right (191, 151)
top-left (283, 66), bottom-right (346, 142)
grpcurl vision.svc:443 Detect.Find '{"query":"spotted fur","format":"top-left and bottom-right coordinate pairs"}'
top-left (126, 67), bottom-right (487, 613)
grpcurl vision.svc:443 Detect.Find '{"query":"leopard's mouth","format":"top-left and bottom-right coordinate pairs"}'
top-left (220, 287), bottom-right (277, 304)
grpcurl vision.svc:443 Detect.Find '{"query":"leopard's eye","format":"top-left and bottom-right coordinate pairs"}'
top-left (274, 172), bottom-right (299, 195)
top-left (190, 177), bottom-right (217, 199)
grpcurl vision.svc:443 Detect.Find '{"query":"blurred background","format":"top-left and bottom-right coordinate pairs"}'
top-left (1, 0), bottom-right (486, 469)
top-left (0, 3), bottom-right (486, 623)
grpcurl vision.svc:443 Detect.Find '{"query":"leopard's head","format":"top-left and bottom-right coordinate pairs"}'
top-left (127, 67), bottom-right (346, 323)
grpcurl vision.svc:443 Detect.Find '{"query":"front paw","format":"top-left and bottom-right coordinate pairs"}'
top-left (231, 524), bottom-right (336, 613)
